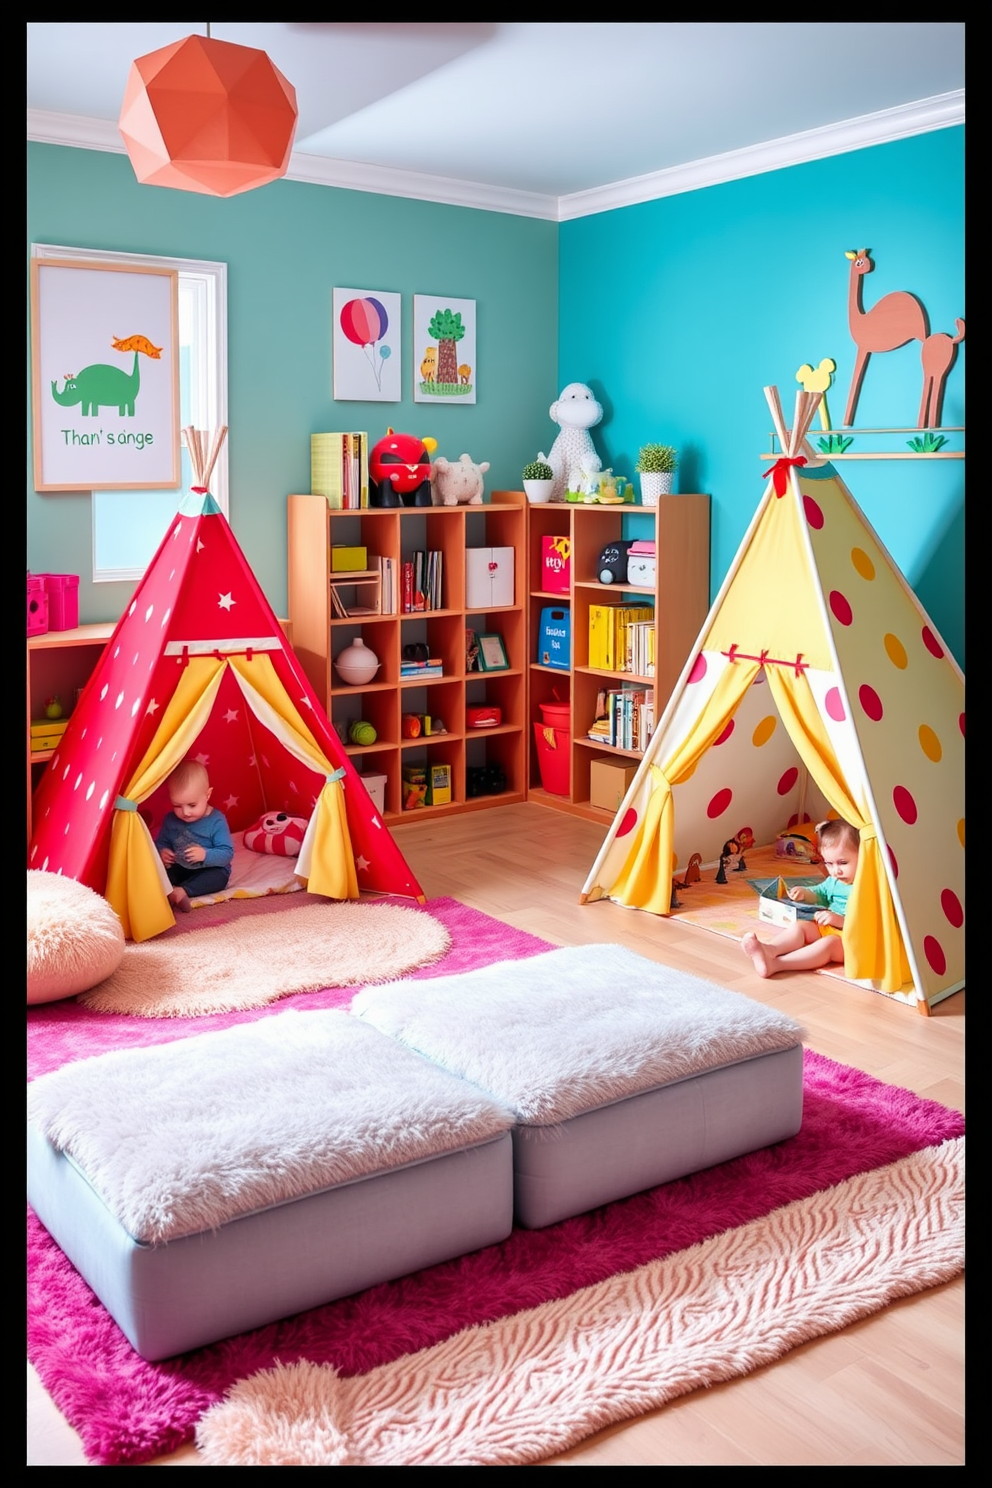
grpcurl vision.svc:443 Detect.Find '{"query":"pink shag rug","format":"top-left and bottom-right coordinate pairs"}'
top-left (27, 896), bottom-right (964, 1465)
top-left (195, 1138), bottom-right (964, 1466)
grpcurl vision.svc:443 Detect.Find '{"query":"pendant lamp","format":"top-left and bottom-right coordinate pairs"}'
top-left (119, 30), bottom-right (298, 198)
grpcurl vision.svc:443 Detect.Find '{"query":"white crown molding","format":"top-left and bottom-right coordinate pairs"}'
top-left (285, 150), bottom-right (559, 220)
top-left (558, 91), bottom-right (965, 222)
top-left (29, 90), bottom-right (963, 224)
top-left (25, 109), bottom-right (559, 220)
top-left (28, 109), bottom-right (125, 152)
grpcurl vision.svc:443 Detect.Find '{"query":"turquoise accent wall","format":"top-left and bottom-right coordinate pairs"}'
top-left (28, 130), bottom-right (964, 666)
top-left (559, 127), bottom-right (965, 665)
top-left (27, 143), bottom-right (559, 620)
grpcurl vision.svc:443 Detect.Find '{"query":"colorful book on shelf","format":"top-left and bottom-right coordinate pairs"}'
top-left (402, 550), bottom-right (443, 613)
top-left (311, 432), bottom-right (368, 509)
top-left (588, 604), bottom-right (654, 672)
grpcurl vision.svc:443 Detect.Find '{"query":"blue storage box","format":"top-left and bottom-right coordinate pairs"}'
top-left (538, 606), bottom-right (570, 670)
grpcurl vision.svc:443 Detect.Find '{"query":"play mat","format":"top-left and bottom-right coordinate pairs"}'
top-left (668, 844), bottom-right (862, 989)
top-left (189, 845), bottom-right (303, 908)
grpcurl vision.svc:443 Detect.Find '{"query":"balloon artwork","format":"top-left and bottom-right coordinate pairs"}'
top-left (339, 296), bottom-right (391, 392)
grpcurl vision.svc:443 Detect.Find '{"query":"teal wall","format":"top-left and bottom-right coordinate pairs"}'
top-left (28, 128), bottom-right (964, 665)
top-left (27, 143), bottom-right (559, 621)
top-left (560, 127), bottom-right (965, 665)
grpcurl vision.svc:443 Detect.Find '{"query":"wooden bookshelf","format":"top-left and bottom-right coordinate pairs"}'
top-left (288, 491), bottom-right (528, 823)
top-left (526, 496), bottom-right (710, 820)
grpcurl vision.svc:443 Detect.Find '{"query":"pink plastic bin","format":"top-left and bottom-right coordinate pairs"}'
top-left (37, 573), bottom-right (79, 631)
top-left (27, 575), bottom-right (49, 637)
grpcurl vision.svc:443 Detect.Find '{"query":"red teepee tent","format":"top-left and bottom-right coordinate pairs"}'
top-left (29, 443), bottom-right (423, 940)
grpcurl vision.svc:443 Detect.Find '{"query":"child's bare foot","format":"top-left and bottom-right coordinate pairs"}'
top-left (169, 886), bottom-right (191, 913)
top-left (741, 930), bottom-right (774, 978)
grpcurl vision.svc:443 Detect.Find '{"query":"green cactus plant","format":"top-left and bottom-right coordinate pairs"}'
top-left (522, 459), bottom-right (554, 481)
top-left (635, 443), bottom-right (678, 474)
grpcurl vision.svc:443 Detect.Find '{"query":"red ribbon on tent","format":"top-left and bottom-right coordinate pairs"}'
top-left (763, 455), bottom-right (806, 496)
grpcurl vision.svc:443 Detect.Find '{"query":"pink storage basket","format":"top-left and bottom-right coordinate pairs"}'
top-left (37, 573), bottom-right (80, 631)
top-left (27, 575), bottom-right (49, 637)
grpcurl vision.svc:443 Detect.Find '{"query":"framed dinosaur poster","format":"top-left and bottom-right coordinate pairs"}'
top-left (30, 257), bottom-right (180, 491)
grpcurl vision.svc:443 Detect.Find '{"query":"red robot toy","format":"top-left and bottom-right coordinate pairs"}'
top-left (369, 429), bottom-right (437, 507)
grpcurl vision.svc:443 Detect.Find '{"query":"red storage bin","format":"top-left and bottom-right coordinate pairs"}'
top-left (539, 700), bottom-right (570, 730)
top-left (533, 721), bottom-right (570, 796)
top-left (27, 575), bottom-right (49, 637)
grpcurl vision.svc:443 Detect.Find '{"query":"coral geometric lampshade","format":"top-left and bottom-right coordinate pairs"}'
top-left (119, 34), bottom-right (298, 198)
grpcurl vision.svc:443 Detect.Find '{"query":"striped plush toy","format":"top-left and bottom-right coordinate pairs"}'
top-left (242, 812), bottom-right (309, 857)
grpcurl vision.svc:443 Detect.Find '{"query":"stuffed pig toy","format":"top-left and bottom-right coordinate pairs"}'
top-left (431, 453), bottom-right (490, 506)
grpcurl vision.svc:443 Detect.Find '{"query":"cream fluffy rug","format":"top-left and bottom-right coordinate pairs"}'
top-left (195, 1137), bottom-right (964, 1466)
top-left (78, 903), bottom-right (452, 1018)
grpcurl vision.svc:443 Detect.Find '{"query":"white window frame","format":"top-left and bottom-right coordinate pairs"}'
top-left (31, 243), bottom-right (228, 583)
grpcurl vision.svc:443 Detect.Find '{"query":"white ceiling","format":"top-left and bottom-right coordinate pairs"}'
top-left (27, 22), bottom-right (965, 220)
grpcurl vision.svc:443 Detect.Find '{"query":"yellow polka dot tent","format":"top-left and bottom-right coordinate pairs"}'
top-left (582, 388), bottom-right (963, 1013)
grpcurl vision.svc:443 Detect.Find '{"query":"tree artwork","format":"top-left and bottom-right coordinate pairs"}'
top-left (414, 296), bottom-right (476, 403)
top-left (428, 308), bottom-right (465, 387)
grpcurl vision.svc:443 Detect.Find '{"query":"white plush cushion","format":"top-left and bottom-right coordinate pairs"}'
top-left (27, 871), bottom-right (126, 1005)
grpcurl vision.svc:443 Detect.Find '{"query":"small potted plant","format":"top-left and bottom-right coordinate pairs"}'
top-left (635, 444), bottom-right (678, 506)
top-left (522, 458), bottom-right (555, 504)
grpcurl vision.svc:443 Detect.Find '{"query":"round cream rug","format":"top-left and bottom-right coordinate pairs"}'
top-left (78, 902), bottom-right (451, 1018)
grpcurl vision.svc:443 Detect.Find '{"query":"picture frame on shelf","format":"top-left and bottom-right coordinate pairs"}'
top-left (477, 632), bottom-right (509, 672)
top-left (465, 628), bottom-right (480, 672)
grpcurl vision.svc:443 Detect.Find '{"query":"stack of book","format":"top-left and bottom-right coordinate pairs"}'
top-left (401, 550), bottom-right (443, 613)
top-left (311, 432), bottom-right (368, 509)
top-left (400, 656), bottom-right (444, 680)
top-left (588, 604), bottom-right (655, 674)
top-left (587, 686), bottom-right (655, 751)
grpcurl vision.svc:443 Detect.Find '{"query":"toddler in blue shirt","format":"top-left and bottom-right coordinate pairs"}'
top-left (156, 760), bottom-right (234, 913)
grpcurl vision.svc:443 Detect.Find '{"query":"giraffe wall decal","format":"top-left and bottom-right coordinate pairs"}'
top-left (843, 249), bottom-right (964, 429)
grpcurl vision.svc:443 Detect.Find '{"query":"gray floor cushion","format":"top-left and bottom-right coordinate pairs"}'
top-left (352, 944), bottom-right (805, 1228)
top-left (27, 1010), bottom-right (515, 1359)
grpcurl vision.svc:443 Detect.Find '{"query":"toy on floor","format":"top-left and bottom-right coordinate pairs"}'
top-left (673, 852), bottom-right (703, 890)
top-left (243, 811), bottom-right (309, 857)
top-left (715, 827), bottom-right (755, 885)
top-left (775, 819), bottom-right (823, 863)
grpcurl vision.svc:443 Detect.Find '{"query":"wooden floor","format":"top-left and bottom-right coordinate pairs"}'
top-left (27, 803), bottom-right (965, 1466)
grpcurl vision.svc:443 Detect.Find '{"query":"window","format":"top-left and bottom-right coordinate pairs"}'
top-left (31, 244), bottom-right (227, 582)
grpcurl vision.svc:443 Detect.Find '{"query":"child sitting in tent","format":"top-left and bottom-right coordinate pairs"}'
top-left (740, 818), bottom-right (859, 978)
top-left (156, 761), bottom-right (234, 913)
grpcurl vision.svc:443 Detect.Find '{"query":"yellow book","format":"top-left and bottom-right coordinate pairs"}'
top-left (311, 433), bottom-right (344, 508)
top-left (588, 605), bottom-right (610, 669)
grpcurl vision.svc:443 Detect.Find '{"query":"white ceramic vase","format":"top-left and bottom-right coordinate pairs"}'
top-left (334, 637), bottom-right (380, 686)
top-left (639, 471), bottom-right (673, 507)
top-left (523, 478), bottom-right (554, 504)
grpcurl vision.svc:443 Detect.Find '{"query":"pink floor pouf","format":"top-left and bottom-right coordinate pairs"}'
top-left (27, 870), bottom-right (126, 1005)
